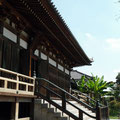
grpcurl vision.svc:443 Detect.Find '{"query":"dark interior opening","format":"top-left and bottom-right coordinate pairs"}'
top-left (19, 102), bottom-right (30, 118)
top-left (0, 102), bottom-right (12, 120)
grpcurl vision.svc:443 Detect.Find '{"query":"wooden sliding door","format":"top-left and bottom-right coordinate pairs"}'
top-left (37, 59), bottom-right (48, 79)
top-left (11, 45), bottom-right (20, 72)
top-left (1, 39), bottom-right (20, 73)
top-left (19, 49), bottom-right (30, 75)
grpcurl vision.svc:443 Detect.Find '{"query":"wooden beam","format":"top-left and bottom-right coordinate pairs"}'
top-left (1, 0), bottom-right (37, 33)
top-left (30, 32), bottom-right (44, 52)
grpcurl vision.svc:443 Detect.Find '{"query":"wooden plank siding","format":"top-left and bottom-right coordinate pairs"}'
top-left (0, 38), bottom-right (3, 68)
top-left (0, 37), bottom-right (20, 73)
top-left (11, 45), bottom-right (20, 72)
top-left (2, 39), bottom-right (12, 70)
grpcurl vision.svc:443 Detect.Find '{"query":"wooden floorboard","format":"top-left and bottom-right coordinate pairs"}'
top-left (0, 92), bottom-right (37, 98)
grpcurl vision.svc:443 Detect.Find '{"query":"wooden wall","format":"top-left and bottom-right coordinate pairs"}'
top-left (0, 38), bottom-right (3, 67)
top-left (49, 64), bottom-right (70, 92)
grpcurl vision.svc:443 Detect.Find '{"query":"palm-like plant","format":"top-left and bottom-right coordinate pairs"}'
top-left (76, 74), bottom-right (114, 100)
top-left (87, 75), bottom-right (113, 100)
top-left (76, 76), bottom-right (87, 93)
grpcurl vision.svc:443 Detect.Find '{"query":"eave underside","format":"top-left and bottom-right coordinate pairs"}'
top-left (2, 0), bottom-right (92, 67)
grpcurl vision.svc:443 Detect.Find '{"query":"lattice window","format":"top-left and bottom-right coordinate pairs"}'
top-left (0, 80), bottom-right (4, 88)
top-left (19, 84), bottom-right (26, 91)
top-left (7, 82), bottom-right (16, 89)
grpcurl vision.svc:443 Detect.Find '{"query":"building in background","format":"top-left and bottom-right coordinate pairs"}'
top-left (71, 70), bottom-right (92, 89)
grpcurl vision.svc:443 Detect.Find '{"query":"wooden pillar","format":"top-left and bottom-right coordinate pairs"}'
top-left (47, 52), bottom-right (50, 96)
top-left (17, 31), bottom-right (20, 45)
top-left (15, 99), bottom-right (19, 120)
top-left (30, 98), bottom-right (34, 120)
top-left (47, 52), bottom-right (49, 80)
top-left (63, 67), bottom-right (65, 90)
top-left (69, 69), bottom-right (71, 93)
top-left (29, 49), bottom-right (32, 77)
top-left (0, 20), bottom-right (3, 35)
top-left (56, 61), bottom-right (58, 86)
top-left (0, 19), bottom-right (4, 69)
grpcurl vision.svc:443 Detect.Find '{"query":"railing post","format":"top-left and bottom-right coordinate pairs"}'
top-left (96, 101), bottom-right (101, 120)
top-left (79, 110), bottom-right (83, 120)
top-left (106, 107), bottom-right (109, 120)
top-left (35, 78), bottom-right (37, 94)
top-left (62, 91), bottom-right (66, 110)
top-left (105, 101), bottom-right (109, 120)
top-left (4, 80), bottom-right (7, 89)
top-left (37, 78), bottom-right (40, 93)
top-left (35, 78), bottom-right (40, 96)
top-left (46, 89), bottom-right (50, 100)
top-left (16, 75), bottom-right (19, 94)
top-left (32, 78), bottom-right (35, 94)
top-left (87, 93), bottom-right (89, 105)
top-left (26, 84), bottom-right (28, 92)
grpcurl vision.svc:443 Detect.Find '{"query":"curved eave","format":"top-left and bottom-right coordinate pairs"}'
top-left (40, 0), bottom-right (92, 66)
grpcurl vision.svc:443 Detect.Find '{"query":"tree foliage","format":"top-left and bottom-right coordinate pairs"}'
top-left (76, 74), bottom-right (114, 100)
top-left (116, 73), bottom-right (120, 85)
top-left (76, 76), bottom-right (87, 93)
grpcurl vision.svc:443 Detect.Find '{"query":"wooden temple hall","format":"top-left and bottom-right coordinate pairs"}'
top-left (0, 0), bottom-right (92, 120)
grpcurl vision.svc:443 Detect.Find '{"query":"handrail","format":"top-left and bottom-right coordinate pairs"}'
top-left (37, 78), bottom-right (95, 110)
top-left (66, 100), bottom-right (96, 119)
top-left (72, 89), bottom-right (96, 102)
top-left (71, 89), bottom-right (105, 107)
top-left (35, 78), bottom-right (96, 120)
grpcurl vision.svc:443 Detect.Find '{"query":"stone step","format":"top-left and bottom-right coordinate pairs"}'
top-left (53, 100), bottom-right (96, 120)
top-left (54, 116), bottom-right (68, 120)
top-left (54, 112), bottom-right (61, 117)
top-left (34, 99), bottom-right (95, 120)
top-left (47, 108), bottom-right (55, 120)
top-left (47, 108), bottom-right (54, 113)
top-left (41, 103), bottom-right (48, 108)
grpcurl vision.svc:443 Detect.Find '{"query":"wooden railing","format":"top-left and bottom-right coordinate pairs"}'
top-left (0, 68), bottom-right (35, 96)
top-left (35, 78), bottom-right (97, 120)
top-left (18, 117), bottom-right (30, 120)
top-left (35, 78), bottom-right (109, 120)
top-left (71, 89), bottom-right (105, 107)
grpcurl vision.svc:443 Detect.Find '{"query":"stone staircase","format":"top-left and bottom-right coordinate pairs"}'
top-left (34, 99), bottom-right (68, 120)
top-left (34, 99), bottom-right (96, 120)
top-left (35, 78), bottom-right (109, 120)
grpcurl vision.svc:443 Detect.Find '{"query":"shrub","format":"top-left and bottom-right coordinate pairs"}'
top-left (109, 100), bottom-right (120, 116)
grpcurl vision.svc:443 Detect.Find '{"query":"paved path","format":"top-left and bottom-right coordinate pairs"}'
top-left (110, 119), bottom-right (120, 120)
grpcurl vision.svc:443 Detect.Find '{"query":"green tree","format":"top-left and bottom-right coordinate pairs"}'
top-left (76, 76), bottom-right (88, 93)
top-left (116, 73), bottom-right (120, 85)
top-left (76, 74), bottom-right (114, 100)
top-left (109, 74), bottom-right (120, 101)
top-left (110, 85), bottom-right (120, 101)
top-left (86, 75), bottom-right (113, 100)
